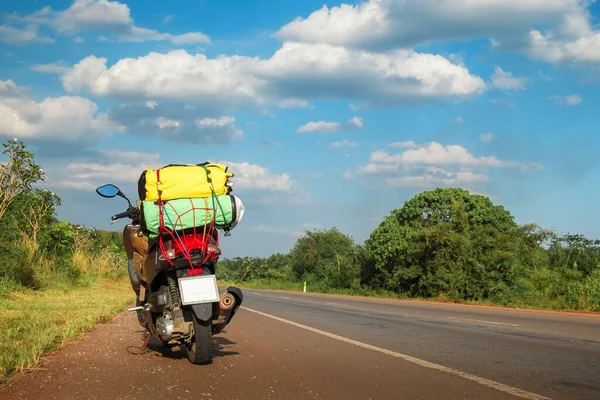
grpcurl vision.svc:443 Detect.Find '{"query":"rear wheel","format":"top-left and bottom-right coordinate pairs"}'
top-left (187, 315), bottom-right (213, 365)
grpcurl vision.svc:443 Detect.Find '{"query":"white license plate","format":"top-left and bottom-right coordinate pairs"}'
top-left (178, 274), bottom-right (219, 305)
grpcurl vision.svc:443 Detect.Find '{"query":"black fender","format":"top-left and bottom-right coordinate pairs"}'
top-left (226, 286), bottom-right (243, 323)
top-left (190, 303), bottom-right (213, 322)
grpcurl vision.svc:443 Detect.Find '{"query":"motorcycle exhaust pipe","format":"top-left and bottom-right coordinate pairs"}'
top-left (212, 287), bottom-right (243, 334)
top-left (220, 292), bottom-right (235, 311)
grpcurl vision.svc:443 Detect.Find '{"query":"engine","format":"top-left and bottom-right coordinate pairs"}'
top-left (148, 276), bottom-right (192, 343)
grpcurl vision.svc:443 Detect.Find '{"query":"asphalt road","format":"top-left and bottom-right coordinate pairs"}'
top-left (1, 288), bottom-right (599, 400)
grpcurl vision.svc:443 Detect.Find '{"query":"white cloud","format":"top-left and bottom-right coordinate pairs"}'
top-left (519, 2), bottom-right (600, 65)
top-left (363, 142), bottom-right (541, 171)
top-left (480, 133), bottom-right (495, 143)
top-left (0, 24), bottom-right (54, 45)
top-left (155, 117), bottom-right (180, 129)
top-left (539, 32), bottom-right (600, 63)
top-left (107, 103), bottom-right (244, 144)
top-left (74, 36), bottom-right (84, 43)
top-left (61, 43), bottom-right (485, 108)
top-left (386, 170), bottom-right (489, 188)
top-left (0, 79), bottom-right (117, 142)
top-left (349, 141), bottom-right (542, 189)
top-left (30, 61), bottom-right (70, 74)
top-left (221, 161), bottom-right (293, 192)
top-left (196, 117), bottom-right (244, 139)
top-left (54, 0), bottom-right (131, 32)
top-left (117, 26), bottom-right (210, 45)
top-left (329, 139), bottom-right (357, 148)
top-left (491, 67), bottom-right (527, 90)
top-left (276, 0), bottom-right (600, 70)
top-left (63, 162), bottom-right (148, 184)
top-left (52, 150), bottom-right (161, 189)
top-left (0, 80), bottom-right (26, 97)
top-left (275, 0), bottom-right (577, 51)
top-left (9, 0), bottom-right (210, 45)
top-left (548, 94), bottom-right (583, 106)
top-left (52, 152), bottom-right (296, 201)
top-left (356, 142), bottom-right (542, 179)
top-left (388, 140), bottom-right (418, 149)
top-left (298, 116), bottom-right (363, 133)
top-left (163, 15), bottom-right (176, 24)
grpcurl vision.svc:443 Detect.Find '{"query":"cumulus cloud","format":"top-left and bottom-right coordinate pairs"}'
top-left (106, 102), bottom-right (243, 144)
top-left (362, 142), bottom-right (541, 171)
top-left (276, 0), bottom-right (600, 69)
top-left (298, 116), bottom-right (363, 133)
top-left (52, 150), bottom-right (161, 189)
top-left (0, 80), bottom-right (26, 97)
top-left (491, 67), bottom-right (527, 90)
top-left (347, 141), bottom-right (542, 189)
top-left (51, 151), bottom-right (296, 197)
top-left (61, 43), bottom-right (485, 108)
top-left (275, 0), bottom-right (576, 51)
top-left (220, 161), bottom-right (293, 192)
top-left (548, 94), bottom-right (583, 106)
top-left (9, 0), bottom-right (210, 45)
top-left (385, 169), bottom-right (489, 188)
top-left (0, 24), bottom-right (54, 45)
top-left (0, 79), bottom-right (118, 143)
top-left (525, 5), bottom-right (600, 65)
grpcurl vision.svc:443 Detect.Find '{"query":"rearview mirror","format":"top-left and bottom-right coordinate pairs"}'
top-left (96, 184), bottom-right (121, 198)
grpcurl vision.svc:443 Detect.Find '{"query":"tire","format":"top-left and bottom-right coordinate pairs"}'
top-left (187, 315), bottom-right (213, 365)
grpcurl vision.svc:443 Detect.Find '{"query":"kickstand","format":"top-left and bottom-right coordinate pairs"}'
top-left (126, 330), bottom-right (153, 355)
top-left (140, 330), bottom-right (152, 351)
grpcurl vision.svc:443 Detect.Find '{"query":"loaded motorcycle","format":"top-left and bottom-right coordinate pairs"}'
top-left (95, 182), bottom-right (243, 365)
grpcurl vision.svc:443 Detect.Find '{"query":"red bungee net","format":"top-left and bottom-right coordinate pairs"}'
top-left (154, 167), bottom-right (221, 271)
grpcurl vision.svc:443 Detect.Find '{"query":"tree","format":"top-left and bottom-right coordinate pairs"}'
top-left (289, 228), bottom-right (362, 289)
top-left (391, 188), bottom-right (516, 232)
top-left (366, 188), bottom-right (522, 299)
top-left (13, 189), bottom-right (62, 251)
top-left (0, 139), bottom-right (45, 222)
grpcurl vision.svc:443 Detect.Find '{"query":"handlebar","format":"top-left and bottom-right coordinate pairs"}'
top-left (111, 211), bottom-right (130, 221)
top-left (111, 207), bottom-right (139, 221)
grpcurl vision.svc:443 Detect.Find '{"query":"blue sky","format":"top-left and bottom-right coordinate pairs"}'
top-left (1, 0), bottom-right (600, 257)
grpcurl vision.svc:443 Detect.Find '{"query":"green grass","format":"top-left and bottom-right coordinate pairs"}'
top-left (0, 279), bottom-right (134, 383)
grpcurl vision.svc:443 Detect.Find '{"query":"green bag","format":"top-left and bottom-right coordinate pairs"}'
top-left (141, 195), bottom-right (238, 239)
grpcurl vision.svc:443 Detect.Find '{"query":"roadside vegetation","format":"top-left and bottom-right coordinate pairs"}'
top-left (0, 139), bottom-right (133, 382)
top-left (219, 188), bottom-right (600, 313)
top-left (2, 137), bottom-right (599, 381)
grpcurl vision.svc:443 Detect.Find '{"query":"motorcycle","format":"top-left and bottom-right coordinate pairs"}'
top-left (95, 183), bottom-right (243, 365)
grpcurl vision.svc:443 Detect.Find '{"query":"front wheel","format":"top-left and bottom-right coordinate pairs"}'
top-left (187, 314), bottom-right (213, 365)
